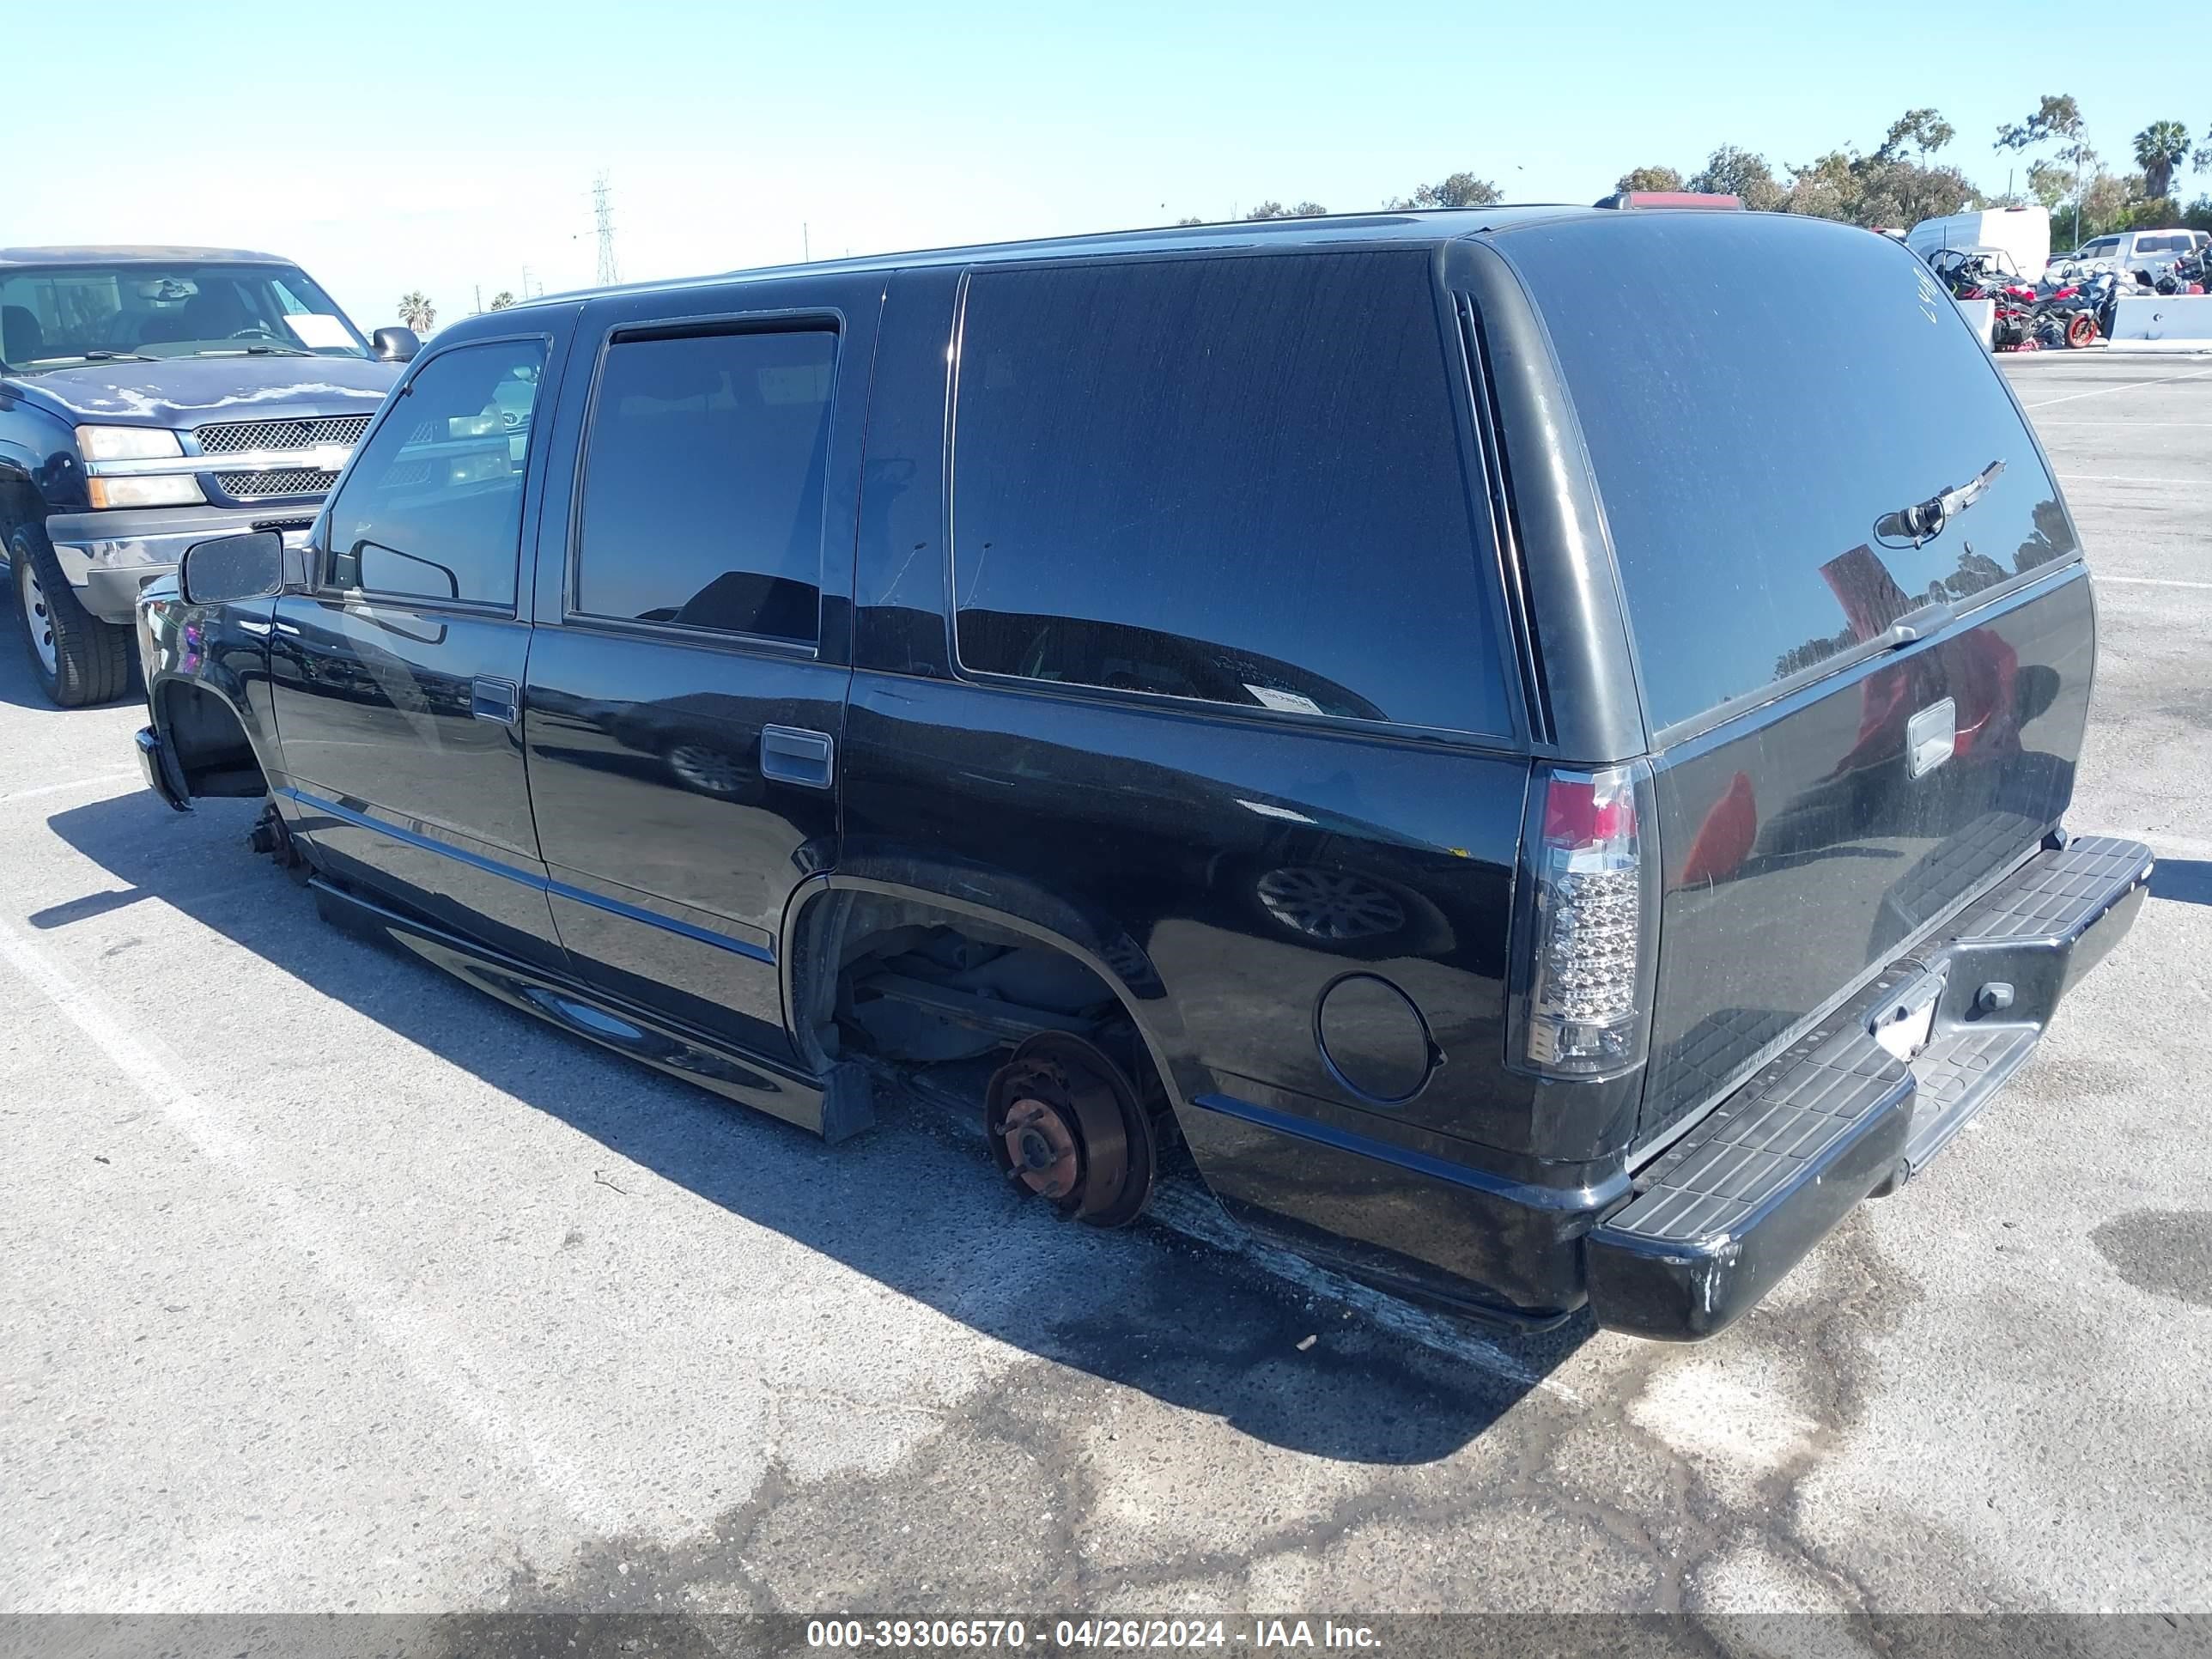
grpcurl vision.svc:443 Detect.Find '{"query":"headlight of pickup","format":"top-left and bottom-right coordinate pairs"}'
top-left (76, 426), bottom-right (207, 508)
top-left (88, 475), bottom-right (208, 508)
top-left (76, 425), bottom-right (184, 462)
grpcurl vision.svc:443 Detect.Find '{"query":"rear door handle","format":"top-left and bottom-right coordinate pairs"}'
top-left (471, 677), bottom-right (520, 726)
top-left (760, 724), bottom-right (835, 789)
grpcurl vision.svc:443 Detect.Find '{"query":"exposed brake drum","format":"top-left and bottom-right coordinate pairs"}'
top-left (983, 1031), bottom-right (1158, 1227)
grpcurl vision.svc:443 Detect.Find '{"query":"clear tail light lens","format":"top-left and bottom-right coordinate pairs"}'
top-left (1514, 764), bottom-right (1653, 1077)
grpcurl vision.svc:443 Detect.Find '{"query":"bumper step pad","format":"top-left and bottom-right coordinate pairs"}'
top-left (1587, 835), bottom-right (2151, 1340)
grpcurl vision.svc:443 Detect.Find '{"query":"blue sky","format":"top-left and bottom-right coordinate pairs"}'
top-left (14, 1), bottom-right (2209, 332)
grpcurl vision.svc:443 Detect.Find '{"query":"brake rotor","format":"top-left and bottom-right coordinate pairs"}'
top-left (983, 1031), bottom-right (1157, 1227)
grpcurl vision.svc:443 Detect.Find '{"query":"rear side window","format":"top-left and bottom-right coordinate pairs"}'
top-left (327, 337), bottom-right (547, 606)
top-left (1501, 216), bottom-right (2075, 732)
top-left (951, 252), bottom-right (1509, 734)
top-left (574, 327), bottom-right (836, 643)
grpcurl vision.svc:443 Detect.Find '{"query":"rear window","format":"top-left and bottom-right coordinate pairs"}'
top-left (951, 251), bottom-right (1510, 735)
top-left (1501, 215), bottom-right (2075, 732)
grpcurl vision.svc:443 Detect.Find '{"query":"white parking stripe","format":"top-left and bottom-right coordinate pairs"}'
top-left (2096, 577), bottom-right (2212, 589)
top-left (0, 770), bottom-right (138, 806)
top-left (2065, 477), bottom-right (2209, 485)
top-left (0, 912), bottom-right (625, 1531)
top-left (2020, 366), bottom-right (2212, 408)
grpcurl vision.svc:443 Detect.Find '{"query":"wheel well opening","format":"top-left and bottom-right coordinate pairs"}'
top-left (0, 481), bottom-right (39, 544)
top-left (791, 890), bottom-right (1179, 1221)
top-left (159, 682), bottom-right (267, 798)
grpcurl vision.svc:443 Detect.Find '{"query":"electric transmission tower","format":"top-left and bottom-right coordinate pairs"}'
top-left (592, 173), bottom-right (619, 287)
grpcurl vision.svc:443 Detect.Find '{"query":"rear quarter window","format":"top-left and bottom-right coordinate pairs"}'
top-left (950, 250), bottom-right (1511, 736)
top-left (1498, 214), bottom-right (2076, 732)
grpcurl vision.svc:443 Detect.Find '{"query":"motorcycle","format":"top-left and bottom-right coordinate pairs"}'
top-left (2030, 278), bottom-right (2100, 349)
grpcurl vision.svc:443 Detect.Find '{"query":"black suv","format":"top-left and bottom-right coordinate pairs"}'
top-left (0, 246), bottom-right (417, 705)
top-left (132, 207), bottom-right (2149, 1340)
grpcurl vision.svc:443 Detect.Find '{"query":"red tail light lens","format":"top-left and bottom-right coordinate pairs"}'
top-left (1517, 765), bottom-right (1652, 1076)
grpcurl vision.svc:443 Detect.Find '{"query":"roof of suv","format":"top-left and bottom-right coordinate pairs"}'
top-left (0, 245), bottom-right (294, 268)
top-left (517, 204), bottom-right (1616, 311)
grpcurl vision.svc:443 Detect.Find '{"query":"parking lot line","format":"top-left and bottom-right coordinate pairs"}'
top-left (0, 769), bottom-right (139, 806)
top-left (0, 908), bottom-right (627, 1533)
top-left (2096, 576), bottom-right (2212, 589)
top-left (2019, 366), bottom-right (2212, 409)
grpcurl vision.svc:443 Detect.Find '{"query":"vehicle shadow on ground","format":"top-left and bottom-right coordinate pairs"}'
top-left (2150, 859), bottom-right (2212, 908)
top-left (45, 787), bottom-right (1592, 1464)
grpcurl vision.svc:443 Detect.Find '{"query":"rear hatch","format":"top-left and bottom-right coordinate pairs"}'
top-left (1498, 212), bottom-right (2094, 1150)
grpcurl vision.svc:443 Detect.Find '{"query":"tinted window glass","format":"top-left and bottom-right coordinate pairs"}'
top-left (1503, 215), bottom-right (2075, 731)
top-left (574, 329), bottom-right (836, 642)
top-left (951, 252), bottom-right (1507, 733)
top-left (328, 338), bottom-right (547, 605)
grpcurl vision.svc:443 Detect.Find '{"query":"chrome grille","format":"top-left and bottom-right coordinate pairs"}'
top-left (217, 467), bottom-right (339, 499)
top-left (194, 414), bottom-right (373, 456)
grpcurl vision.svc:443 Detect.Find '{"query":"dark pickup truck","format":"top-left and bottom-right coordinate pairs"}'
top-left (131, 205), bottom-right (2148, 1340)
top-left (1, 246), bottom-right (416, 704)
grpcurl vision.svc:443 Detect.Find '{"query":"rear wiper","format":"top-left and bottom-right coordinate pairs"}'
top-left (1875, 459), bottom-right (2006, 548)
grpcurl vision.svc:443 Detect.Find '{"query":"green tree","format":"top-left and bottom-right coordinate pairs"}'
top-left (1242, 201), bottom-right (1328, 219)
top-left (1783, 150), bottom-right (1859, 221)
top-left (1686, 145), bottom-right (1785, 210)
top-left (2133, 121), bottom-right (2192, 201)
top-left (487, 290), bottom-right (517, 311)
top-left (2079, 168), bottom-right (2139, 238)
top-left (1878, 107), bottom-right (1956, 167)
top-left (1614, 165), bottom-right (1683, 193)
top-left (397, 291), bottom-right (435, 334)
top-left (2026, 157), bottom-right (2077, 209)
top-left (1385, 171), bottom-right (1501, 210)
top-left (1997, 95), bottom-right (2092, 240)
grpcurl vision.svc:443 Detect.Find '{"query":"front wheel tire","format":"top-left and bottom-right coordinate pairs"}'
top-left (9, 524), bottom-right (131, 708)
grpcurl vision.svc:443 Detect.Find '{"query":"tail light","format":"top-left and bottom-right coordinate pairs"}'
top-left (1509, 763), bottom-right (1657, 1079)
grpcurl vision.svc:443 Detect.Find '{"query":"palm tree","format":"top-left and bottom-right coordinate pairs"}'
top-left (397, 291), bottom-right (435, 335)
top-left (2133, 121), bottom-right (2191, 200)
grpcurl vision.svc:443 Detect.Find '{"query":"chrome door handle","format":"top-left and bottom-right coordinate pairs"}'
top-left (760, 725), bottom-right (835, 789)
top-left (471, 677), bottom-right (520, 726)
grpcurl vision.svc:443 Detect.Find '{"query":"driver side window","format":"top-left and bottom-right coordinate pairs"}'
top-left (325, 337), bottom-right (548, 607)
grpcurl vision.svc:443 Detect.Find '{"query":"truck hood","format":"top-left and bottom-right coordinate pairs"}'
top-left (5, 354), bottom-right (402, 426)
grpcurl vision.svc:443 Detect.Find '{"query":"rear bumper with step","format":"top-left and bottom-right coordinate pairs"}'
top-left (1585, 835), bottom-right (2153, 1340)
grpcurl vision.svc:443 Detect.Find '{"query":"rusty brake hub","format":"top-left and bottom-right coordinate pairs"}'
top-left (983, 1031), bottom-right (1157, 1227)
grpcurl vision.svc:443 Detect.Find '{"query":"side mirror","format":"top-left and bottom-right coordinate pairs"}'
top-left (179, 532), bottom-right (286, 606)
top-left (372, 325), bottom-right (421, 362)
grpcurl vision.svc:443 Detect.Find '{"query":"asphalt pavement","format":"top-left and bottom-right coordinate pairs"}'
top-left (2, 355), bottom-right (2209, 1632)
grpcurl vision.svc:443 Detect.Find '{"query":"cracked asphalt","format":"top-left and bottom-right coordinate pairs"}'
top-left (1, 355), bottom-right (2209, 1629)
